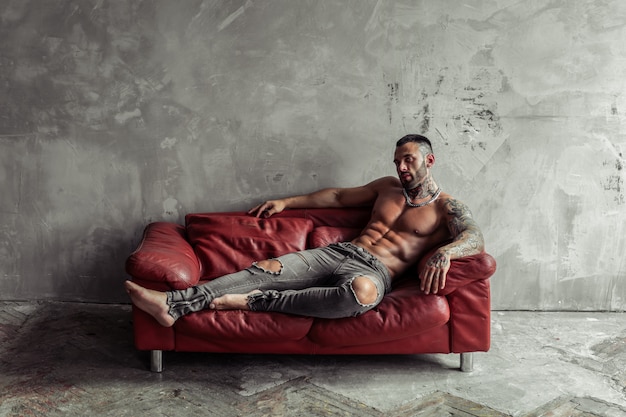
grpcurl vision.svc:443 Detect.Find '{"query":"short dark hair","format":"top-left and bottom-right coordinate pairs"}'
top-left (396, 134), bottom-right (433, 156)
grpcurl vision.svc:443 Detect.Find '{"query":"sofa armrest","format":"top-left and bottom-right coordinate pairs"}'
top-left (125, 222), bottom-right (201, 290)
top-left (416, 251), bottom-right (496, 296)
top-left (448, 279), bottom-right (491, 352)
top-left (415, 251), bottom-right (496, 352)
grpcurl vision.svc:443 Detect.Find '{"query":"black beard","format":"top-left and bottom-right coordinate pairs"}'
top-left (402, 164), bottom-right (431, 198)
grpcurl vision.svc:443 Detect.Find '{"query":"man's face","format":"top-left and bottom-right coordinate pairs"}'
top-left (393, 142), bottom-right (428, 189)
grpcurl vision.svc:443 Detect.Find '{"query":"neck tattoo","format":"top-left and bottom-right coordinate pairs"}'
top-left (402, 187), bottom-right (442, 208)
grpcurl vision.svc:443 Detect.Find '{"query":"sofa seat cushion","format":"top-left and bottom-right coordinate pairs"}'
top-left (307, 279), bottom-right (450, 347)
top-left (186, 214), bottom-right (314, 280)
top-left (174, 310), bottom-right (314, 342)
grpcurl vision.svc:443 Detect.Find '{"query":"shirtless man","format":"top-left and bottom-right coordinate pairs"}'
top-left (125, 134), bottom-right (484, 327)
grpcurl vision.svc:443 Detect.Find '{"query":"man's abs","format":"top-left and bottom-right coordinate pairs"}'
top-left (347, 188), bottom-right (453, 278)
top-left (351, 221), bottom-right (451, 279)
top-left (350, 235), bottom-right (426, 279)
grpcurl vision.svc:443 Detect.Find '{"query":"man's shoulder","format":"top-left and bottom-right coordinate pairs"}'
top-left (436, 192), bottom-right (474, 216)
top-left (438, 191), bottom-right (456, 203)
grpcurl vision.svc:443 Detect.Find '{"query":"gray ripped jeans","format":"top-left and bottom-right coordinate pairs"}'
top-left (166, 242), bottom-right (392, 320)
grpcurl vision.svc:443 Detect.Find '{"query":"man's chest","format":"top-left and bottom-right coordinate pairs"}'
top-left (371, 194), bottom-right (445, 237)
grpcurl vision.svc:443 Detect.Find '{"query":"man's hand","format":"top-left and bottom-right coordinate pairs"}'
top-left (420, 251), bottom-right (451, 294)
top-left (248, 199), bottom-right (287, 218)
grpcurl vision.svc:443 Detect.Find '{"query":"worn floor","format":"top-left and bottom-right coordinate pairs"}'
top-left (0, 302), bottom-right (624, 417)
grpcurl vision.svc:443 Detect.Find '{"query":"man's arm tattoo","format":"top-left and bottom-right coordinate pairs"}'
top-left (443, 198), bottom-right (485, 258)
top-left (426, 251), bottom-right (450, 268)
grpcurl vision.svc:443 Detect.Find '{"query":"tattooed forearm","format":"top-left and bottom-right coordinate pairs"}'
top-left (441, 198), bottom-right (485, 259)
top-left (426, 252), bottom-right (450, 268)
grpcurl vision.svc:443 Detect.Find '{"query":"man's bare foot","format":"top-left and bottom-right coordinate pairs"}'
top-left (210, 290), bottom-right (262, 311)
top-left (124, 280), bottom-right (176, 327)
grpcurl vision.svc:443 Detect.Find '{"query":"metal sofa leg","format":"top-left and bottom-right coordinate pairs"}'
top-left (460, 352), bottom-right (473, 372)
top-left (150, 350), bottom-right (163, 373)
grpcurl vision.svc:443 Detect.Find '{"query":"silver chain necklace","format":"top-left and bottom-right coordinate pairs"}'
top-left (402, 187), bottom-right (441, 207)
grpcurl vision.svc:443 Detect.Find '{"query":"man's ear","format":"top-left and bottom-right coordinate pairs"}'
top-left (425, 153), bottom-right (435, 168)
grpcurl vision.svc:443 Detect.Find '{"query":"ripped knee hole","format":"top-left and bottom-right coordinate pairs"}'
top-left (350, 276), bottom-right (379, 305)
top-left (252, 259), bottom-right (283, 274)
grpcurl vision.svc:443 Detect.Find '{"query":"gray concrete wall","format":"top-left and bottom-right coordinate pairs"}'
top-left (0, 0), bottom-right (624, 310)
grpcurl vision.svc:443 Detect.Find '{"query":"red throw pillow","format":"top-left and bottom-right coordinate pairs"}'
top-left (186, 215), bottom-right (314, 280)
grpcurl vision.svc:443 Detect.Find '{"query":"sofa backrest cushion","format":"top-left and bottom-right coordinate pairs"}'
top-left (276, 207), bottom-right (372, 228)
top-left (186, 214), bottom-right (314, 280)
top-left (308, 226), bottom-right (362, 248)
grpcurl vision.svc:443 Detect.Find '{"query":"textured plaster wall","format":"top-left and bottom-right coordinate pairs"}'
top-left (0, 0), bottom-right (624, 309)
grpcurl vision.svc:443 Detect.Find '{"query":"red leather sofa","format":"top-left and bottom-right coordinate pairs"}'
top-left (125, 207), bottom-right (496, 372)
